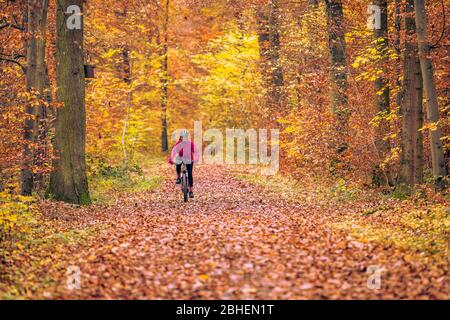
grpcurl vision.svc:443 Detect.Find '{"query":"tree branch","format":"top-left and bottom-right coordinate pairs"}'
top-left (0, 57), bottom-right (27, 73)
top-left (0, 20), bottom-right (25, 31)
top-left (0, 52), bottom-right (26, 60)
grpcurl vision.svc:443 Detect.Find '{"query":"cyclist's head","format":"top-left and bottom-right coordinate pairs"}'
top-left (179, 130), bottom-right (189, 141)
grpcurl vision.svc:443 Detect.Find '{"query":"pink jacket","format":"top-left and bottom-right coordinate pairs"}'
top-left (168, 140), bottom-right (200, 164)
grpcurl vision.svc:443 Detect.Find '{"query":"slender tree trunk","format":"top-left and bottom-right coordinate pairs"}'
top-left (48, 0), bottom-right (90, 204)
top-left (256, 7), bottom-right (271, 81)
top-left (268, 0), bottom-right (284, 118)
top-left (256, 0), bottom-right (284, 122)
top-left (324, 0), bottom-right (349, 154)
top-left (34, 36), bottom-right (52, 194)
top-left (21, 0), bottom-right (49, 195)
top-left (394, 0), bottom-right (403, 107)
top-left (160, 0), bottom-right (169, 152)
top-left (256, 6), bottom-right (271, 123)
top-left (398, 0), bottom-right (424, 186)
top-left (414, 0), bottom-right (447, 189)
top-left (372, 0), bottom-right (392, 186)
top-left (121, 47), bottom-right (132, 167)
top-left (414, 73), bottom-right (424, 184)
top-left (296, 0), bottom-right (319, 108)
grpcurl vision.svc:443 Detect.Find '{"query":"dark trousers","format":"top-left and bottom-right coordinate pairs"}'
top-left (176, 164), bottom-right (194, 187)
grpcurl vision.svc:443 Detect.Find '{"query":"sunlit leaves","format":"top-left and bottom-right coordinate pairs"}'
top-left (192, 29), bottom-right (263, 128)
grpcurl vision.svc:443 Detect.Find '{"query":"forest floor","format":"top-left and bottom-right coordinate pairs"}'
top-left (1, 161), bottom-right (449, 299)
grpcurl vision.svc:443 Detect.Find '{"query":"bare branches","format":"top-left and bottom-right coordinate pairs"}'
top-left (0, 16), bottom-right (25, 31)
top-left (0, 56), bottom-right (26, 72)
top-left (0, 52), bottom-right (26, 73)
top-left (0, 52), bottom-right (25, 60)
top-left (430, 0), bottom-right (446, 49)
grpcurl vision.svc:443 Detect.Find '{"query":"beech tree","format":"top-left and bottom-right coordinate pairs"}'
top-left (413, 0), bottom-right (447, 190)
top-left (256, 0), bottom-right (284, 122)
top-left (160, 0), bottom-right (169, 152)
top-left (397, 0), bottom-right (424, 187)
top-left (21, 0), bottom-right (50, 195)
top-left (372, 0), bottom-right (392, 186)
top-left (48, 0), bottom-right (90, 204)
top-left (324, 0), bottom-right (348, 155)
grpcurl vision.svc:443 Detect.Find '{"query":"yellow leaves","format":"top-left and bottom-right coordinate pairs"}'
top-left (192, 29), bottom-right (263, 128)
top-left (87, 254), bottom-right (97, 262)
top-left (352, 55), bottom-right (369, 69)
top-left (335, 204), bottom-right (450, 265)
top-left (420, 121), bottom-right (440, 132)
top-left (0, 190), bottom-right (40, 250)
top-left (370, 108), bottom-right (398, 129)
top-left (17, 91), bottom-right (33, 101)
top-left (101, 48), bottom-right (121, 60)
top-left (198, 274), bottom-right (209, 281)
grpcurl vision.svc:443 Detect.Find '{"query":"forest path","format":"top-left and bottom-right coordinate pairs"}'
top-left (37, 163), bottom-right (447, 299)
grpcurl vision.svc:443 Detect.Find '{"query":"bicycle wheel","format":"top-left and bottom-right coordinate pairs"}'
top-left (182, 174), bottom-right (189, 203)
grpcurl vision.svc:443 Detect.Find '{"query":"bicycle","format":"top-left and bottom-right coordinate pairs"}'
top-left (179, 161), bottom-right (190, 203)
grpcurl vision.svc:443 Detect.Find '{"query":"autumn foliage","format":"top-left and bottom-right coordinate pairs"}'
top-left (0, 0), bottom-right (449, 300)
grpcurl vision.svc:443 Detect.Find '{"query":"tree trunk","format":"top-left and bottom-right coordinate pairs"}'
top-left (397, 0), bottom-right (424, 186)
top-left (160, 0), bottom-right (169, 152)
top-left (372, 0), bottom-right (392, 186)
top-left (268, 0), bottom-right (284, 118)
top-left (21, 0), bottom-right (49, 195)
top-left (48, 0), bottom-right (90, 204)
top-left (121, 47), bottom-right (132, 167)
top-left (414, 74), bottom-right (424, 184)
top-left (414, 0), bottom-right (447, 189)
top-left (256, 7), bottom-right (270, 80)
top-left (324, 0), bottom-right (349, 154)
top-left (256, 0), bottom-right (284, 122)
top-left (394, 0), bottom-right (403, 107)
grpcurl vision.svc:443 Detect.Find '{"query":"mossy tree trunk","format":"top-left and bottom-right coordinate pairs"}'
top-left (48, 0), bottom-right (90, 204)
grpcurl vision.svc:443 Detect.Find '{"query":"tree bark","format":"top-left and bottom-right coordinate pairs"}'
top-left (21, 0), bottom-right (49, 195)
top-left (121, 47), bottom-right (132, 168)
top-left (256, 0), bottom-right (284, 122)
top-left (397, 0), bottom-right (424, 186)
top-left (324, 0), bottom-right (349, 154)
top-left (160, 0), bottom-right (169, 152)
top-left (414, 0), bottom-right (447, 189)
top-left (372, 0), bottom-right (392, 186)
top-left (48, 0), bottom-right (90, 204)
top-left (394, 0), bottom-right (403, 107)
top-left (268, 0), bottom-right (284, 117)
top-left (256, 7), bottom-right (270, 79)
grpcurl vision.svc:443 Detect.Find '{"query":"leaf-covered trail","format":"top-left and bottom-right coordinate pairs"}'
top-left (37, 164), bottom-right (448, 299)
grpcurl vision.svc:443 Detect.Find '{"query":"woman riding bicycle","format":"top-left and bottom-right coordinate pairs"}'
top-left (168, 130), bottom-right (199, 198)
